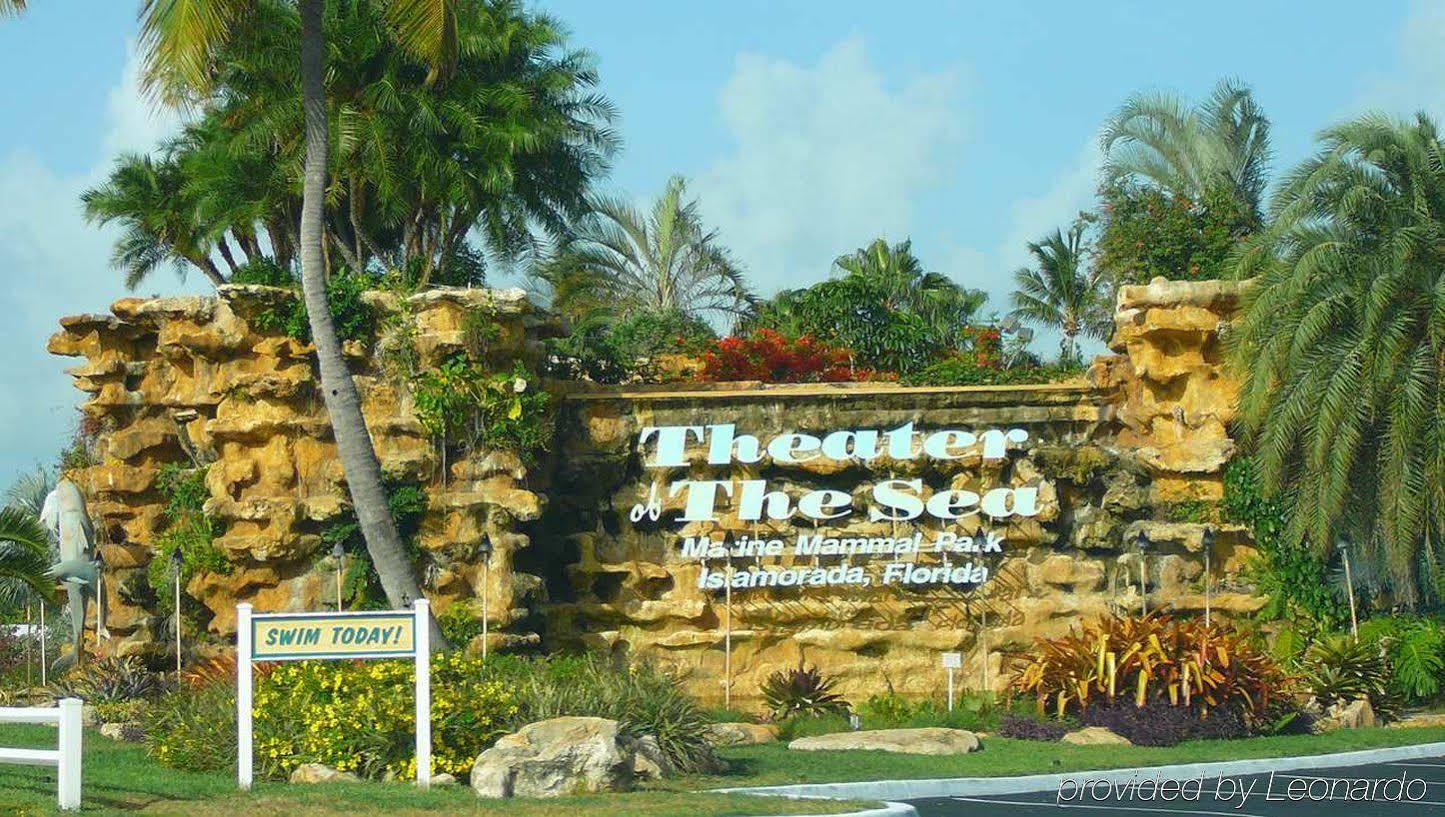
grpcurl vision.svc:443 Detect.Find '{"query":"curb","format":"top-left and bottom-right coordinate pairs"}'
top-left (724, 740), bottom-right (1445, 803)
top-left (753, 799), bottom-right (917, 817)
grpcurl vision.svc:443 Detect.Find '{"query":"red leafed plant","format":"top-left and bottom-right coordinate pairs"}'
top-left (697, 329), bottom-right (882, 383)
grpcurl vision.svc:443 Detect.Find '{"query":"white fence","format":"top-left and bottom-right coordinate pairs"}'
top-left (0, 698), bottom-right (83, 810)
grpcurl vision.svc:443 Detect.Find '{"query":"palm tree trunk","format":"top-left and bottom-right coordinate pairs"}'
top-left (297, 0), bottom-right (444, 647)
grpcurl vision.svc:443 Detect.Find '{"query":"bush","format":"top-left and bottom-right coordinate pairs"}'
top-left (48, 656), bottom-right (165, 704)
top-left (1093, 180), bottom-right (1255, 286)
top-left (146, 682), bottom-right (236, 773)
top-left (697, 329), bottom-right (880, 383)
top-left (496, 655), bottom-right (717, 773)
top-left (1358, 615), bottom-right (1445, 703)
top-left (1009, 614), bottom-right (1291, 730)
top-left (233, 265), bottom-right (377, 344)
top-left (856, 691), bottom-right (1001, 732)
top-left (1078, 702), bottom-right (1248, 747)
top-left (410, 358), bottom-right (552, 456)
top-left (997, 714), bottom-right (1068, 741)
top-left (760, 662), bottom-right (850, 720)
top-left (1302, 633), bottom-right (1399, 721)
top-left (905, 355), bottom-right (1080, 387)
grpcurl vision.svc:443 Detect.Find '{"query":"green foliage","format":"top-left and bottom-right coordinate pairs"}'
top-left (855, 691), bottom-right (1003, 733)
top-left (321, 475), bottom-right (427, 610)
top-left (1224, 458), bottom-right (1346, 625)
top-left (1358, 615), bottom-right (1445, 703)
top-left (145, 682), bottom-right (237, 773)
top-left (487, 654), bottom-right (719, 773)
top-left (1229, 114), bottom-right (1445, 604)
top-left (233, 265), bottom-right (378, 344)
top-left (1093, 181), bottom-right (1254, 285)
top-left (760, 663), bottom-right (850, 721)
top-left (903, 356), bottom-right (1081, 387)
top-left (436, 600), bottom-right (486, 646)
top-left (1302, 634), bottom-right (1399, 721)
top-left (48, 656), bottom-right (165, 704)
top-left (147, 464), bottom-right (227, 626)
top-left (1163, 500), bottom-right (1215, 524)
top-left (746, 238), bottom-right (986, 375)
top-left (411, 358), bottom-right (551, 456)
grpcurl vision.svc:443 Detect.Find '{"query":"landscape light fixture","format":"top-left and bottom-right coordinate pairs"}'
top-left (170, 546), bottom-right (184, 674)
top-left (1201, 526), bottom-right (1216, 627)
top-left (478, 535), bottom-right (493, 661)
top-left (1337, 536), bottom-right (1359, 639)
top-left (331, 540), bottom-right (346, 612)
top-left (1135, 530), bottom-right (1150, 616)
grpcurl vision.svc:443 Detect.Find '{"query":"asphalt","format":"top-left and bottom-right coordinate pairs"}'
top-left (908, 755), bottom-right (1445, 816)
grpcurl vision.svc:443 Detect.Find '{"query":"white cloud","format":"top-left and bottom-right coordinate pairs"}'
top-left (693, 38), bottom-right (967, 296)
top-left (0, 44), bottom-right (185, 483)
top-left (1356, 0), bottom-right (1445, 121)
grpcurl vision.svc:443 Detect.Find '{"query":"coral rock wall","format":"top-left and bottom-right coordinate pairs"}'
top-left (49, 278), bottom-right (1261, 705)
top-left (48, 286), bottom-right (555, 658)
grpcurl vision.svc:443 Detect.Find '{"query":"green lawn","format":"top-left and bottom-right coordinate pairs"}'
top-left (684, 726), bottom-right (1445, 788)
top-left (6, 723), bottom-right (1445, 816)
top-left (0, 725), bottom-right (864, 817)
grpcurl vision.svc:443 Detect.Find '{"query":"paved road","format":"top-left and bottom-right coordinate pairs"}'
top-left (909, 755), bottom-right (1445, 816)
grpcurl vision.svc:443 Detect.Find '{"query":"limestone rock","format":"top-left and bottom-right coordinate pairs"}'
top-left (98, 722), bottom-right (146, 742)
top-left (631, 734), bottom-right (670, 780)
top-left (788, 728), bottom-right (980, 755)
top-left (471, 717), bottom-right (635, 799)
top-left (430, 773), bottom-right (458, 786)
top-left (1318, 698), bottom-right (1377, 731)
top-left (1061, 727), bottom-right (1132, 746)
top-left (290, 763), bottom-right (361, 784)
top-left (704, 722), bottom-right (778, 746)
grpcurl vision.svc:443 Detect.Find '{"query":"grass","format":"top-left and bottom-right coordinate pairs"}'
top-left (8, 722), bottom-right (1445, 815)
top-left (683, 725), bottom-right (1445, 788)
top-left (0, 725), bottom-right (865, 817)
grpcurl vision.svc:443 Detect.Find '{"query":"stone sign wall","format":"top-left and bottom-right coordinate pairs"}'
top-left (48, 277), bottom-right (1260, 704)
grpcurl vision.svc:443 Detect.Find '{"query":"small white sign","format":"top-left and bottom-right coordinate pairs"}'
top-left (941, 651), bottom-right (962, 669)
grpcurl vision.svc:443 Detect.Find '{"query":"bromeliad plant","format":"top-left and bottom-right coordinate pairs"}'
top-left (761, 662), bottom-right (850, 720)
top-left (1008, 614), bottom-right (1291, 727)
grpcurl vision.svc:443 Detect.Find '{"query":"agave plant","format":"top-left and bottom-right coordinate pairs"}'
top-left (760, 662), bottom-right (850, 721)
top-left (48, 656), bottom-right (166, 704)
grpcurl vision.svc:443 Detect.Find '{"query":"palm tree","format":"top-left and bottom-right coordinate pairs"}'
top-left (1230, 113), bottom-right (1445, 603)
top-left (0, 0), bottom-right (23, 15)
top-left (1101, 77), bottom-right (1272, 222)
top-left (1009, 224), bottom-right (1112, 365)
top-left (138, 0), bottom-right (465, 642)
top-left (831, 238), bottom-right (986, 344)
top-left (0, 508), bottom-right (53, 612)
top-left (544, 175), bottom-right (752, 327)
top-left (83, 152), bottom-right (231, 288)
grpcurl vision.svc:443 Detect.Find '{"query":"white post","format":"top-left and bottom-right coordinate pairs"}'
top-left (414, 599), bottom-right (431, 790)
top-left (723, 561), bottom-right (732, 709)
top-left (57, 697), bottom-right (82, 811)
top-left (175, 572), bottom-right (183, 676)
top-left (236, 603), bottom-right (253, 791)
top-left (946, 668), bottom-right (955, 712)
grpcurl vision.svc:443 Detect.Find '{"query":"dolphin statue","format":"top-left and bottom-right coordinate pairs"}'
top-left (39, 479), bottom-right (107, 673)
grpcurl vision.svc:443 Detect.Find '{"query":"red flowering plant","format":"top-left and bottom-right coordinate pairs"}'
top-left (697, 329), bottom-right (883, 383)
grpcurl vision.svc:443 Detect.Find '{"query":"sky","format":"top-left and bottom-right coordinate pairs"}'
top-left (0, 0), bottom-right (1441, 484)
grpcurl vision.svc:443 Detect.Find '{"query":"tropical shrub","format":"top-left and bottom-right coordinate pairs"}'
top-left (231, 264), bottom-right (378, 344)
top-left (146, 682), bottom-right (237, 773)
top-left (1302, 634), bottom-right (1398, 721)
top-left (905, 355), bottom-right (1080, 387)
top-left (411, 358), bottom-right (552, 455)
top-left (1223, 459), bottom-right (1346, 625)
top-left (1358, 616), bottom-right (1445, 703)
top-left (1093, 181), bottom-right (1255, 285)
top-left (997, 714), bottom-right (1069, 741)
top-left (1008, 614), bottom-right (1290, 728)
top-left (696, 330), bottom-right (877, 383)
top-left (760, 662), bottom-right (850, 720)
top-left (147, 465), bottom-right (227, 621)
top-left (495, 655), bottom-right (717, 773)
top-left (48, 656), bottom-right (165, 704)
top-left (1078, 702), bottom-right (1248, 746)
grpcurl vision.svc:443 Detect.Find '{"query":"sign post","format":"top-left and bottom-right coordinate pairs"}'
top-left (941, 652), bottom-right (962, 711)
top-left (235, 600), bottom-right (431, 790)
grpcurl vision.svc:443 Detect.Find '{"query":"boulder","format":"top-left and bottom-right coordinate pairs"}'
top-left (430, 773), bottom-right (458, 787)
top-left (787, 727), bottom-right (980, 755)
top-left (1061, 727), bottom-right (1132, 746)
top-left (290, 763), bottom-right (361, 784)
top-left (1318, 698), bottom-right (1377, 731)
top-left (704, 722), bottom-right (779, 746)
top-left (471, 716), bottom-right (635, 799)
top-left (98, 722), bottom-right (146, 743)
top-left (631, 734), bottom-right (671, 780)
